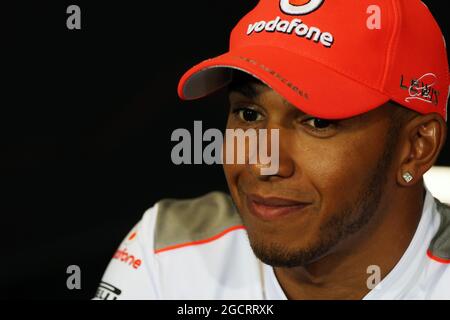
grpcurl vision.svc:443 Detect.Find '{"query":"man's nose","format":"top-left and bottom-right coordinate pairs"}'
top-left (247, 127), bottom-right (296, 181)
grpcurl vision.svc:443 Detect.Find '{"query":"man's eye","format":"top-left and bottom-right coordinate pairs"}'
top-left (233, 107), bottom-right (263, 122)
top-left (304, 117), bottom-right (334, 129)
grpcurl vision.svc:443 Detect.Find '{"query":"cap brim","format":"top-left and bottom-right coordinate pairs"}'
top-left (178, 45), bottom-right (390, 119)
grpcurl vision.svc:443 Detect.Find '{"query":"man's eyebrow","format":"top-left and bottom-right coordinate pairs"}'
top-left (228, 81), bottom-right (263, 100)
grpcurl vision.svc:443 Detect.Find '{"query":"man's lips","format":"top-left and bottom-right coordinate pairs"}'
top-left (246, 194), bottom-right (311, 221)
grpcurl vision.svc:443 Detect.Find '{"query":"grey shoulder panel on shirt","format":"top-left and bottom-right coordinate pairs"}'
top-left (428, 198), bottom-right (450, 260)
top-left (154, 191), bottom-right (243, 252)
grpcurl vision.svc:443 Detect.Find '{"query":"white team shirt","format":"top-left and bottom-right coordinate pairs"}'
top-left (94, 187), bottom-right (450, 300)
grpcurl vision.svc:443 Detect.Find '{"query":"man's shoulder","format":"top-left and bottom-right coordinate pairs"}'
top-left (95, 191), bottom-right (255, 299)
top-left (136, 192), bottom-right (260, 299)
top-left (428, 199), bottom-right (450, 264)
top-left (144, 191), bottom-right (245, 254)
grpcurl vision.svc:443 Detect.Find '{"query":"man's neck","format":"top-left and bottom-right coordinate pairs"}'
top-left (273, 186), bottom-right (425, 300)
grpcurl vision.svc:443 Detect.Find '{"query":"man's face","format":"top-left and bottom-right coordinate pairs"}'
top-left (223, 78), bottom-right (400, 268)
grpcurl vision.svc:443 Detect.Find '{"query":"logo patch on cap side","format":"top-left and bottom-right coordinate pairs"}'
top-left (400, 73), bottom-right (440, 106)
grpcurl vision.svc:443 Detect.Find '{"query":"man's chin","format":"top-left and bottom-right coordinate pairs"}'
top-left (248, 238), bottom-right (332, 268)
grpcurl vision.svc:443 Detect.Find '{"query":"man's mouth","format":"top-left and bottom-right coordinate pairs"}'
top-left (246, 193), bottom-right (311, 221)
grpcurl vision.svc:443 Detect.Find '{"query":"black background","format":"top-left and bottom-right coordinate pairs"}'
top-left (3, 1), bottom-right (449, 299)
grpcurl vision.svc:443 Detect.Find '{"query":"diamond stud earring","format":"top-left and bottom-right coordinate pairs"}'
top-left (402, 172), bottom-right (414, 183)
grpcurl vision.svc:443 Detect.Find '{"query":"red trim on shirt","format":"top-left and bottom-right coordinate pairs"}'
top-left (154, 225), bottom-right (246, 254)
top-left (427, 249), bottom-right (450, 264)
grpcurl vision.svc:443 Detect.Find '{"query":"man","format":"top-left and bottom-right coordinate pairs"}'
top-left (95, 0), bottom-right (449, 300)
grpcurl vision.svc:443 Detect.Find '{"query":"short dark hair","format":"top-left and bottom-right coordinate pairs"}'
top-left (227, 70), bottom-right (264, 99)
top-left (388, 100), bottom-right (419, 135)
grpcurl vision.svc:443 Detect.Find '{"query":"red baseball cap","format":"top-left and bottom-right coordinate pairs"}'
top-left (178, 0), bottom-right (449, 121)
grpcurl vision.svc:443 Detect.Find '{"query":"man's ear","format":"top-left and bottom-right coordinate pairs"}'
top-left (396, 113), bottom-right (447, 186)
